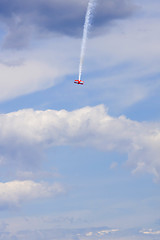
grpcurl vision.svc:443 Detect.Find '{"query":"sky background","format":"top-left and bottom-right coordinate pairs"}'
top-left (0, 0), bottom-right (159, 239)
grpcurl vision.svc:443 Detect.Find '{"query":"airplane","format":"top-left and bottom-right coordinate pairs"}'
top-left (74, 80), bottom-right (84, 85)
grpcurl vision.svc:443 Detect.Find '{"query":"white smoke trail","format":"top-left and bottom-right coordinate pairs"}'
top-left (78, 0), bottom-right (96, 81)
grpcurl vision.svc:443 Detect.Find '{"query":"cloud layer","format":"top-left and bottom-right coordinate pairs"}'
top-left (0, 0), bottom-right (136, 48)
top-left (0, 105), bottom-right (160, 179)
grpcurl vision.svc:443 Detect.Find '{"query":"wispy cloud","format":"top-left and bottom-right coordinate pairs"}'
top-left (0, 60), bottom-right (57, 101)
top-left (0, 37), bottom-right (76, 102)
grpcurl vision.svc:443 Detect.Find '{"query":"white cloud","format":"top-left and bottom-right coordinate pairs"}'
top-left (0, 60), bottom-right (57, 101)
top-left (0, 34), bottom-right (80, 102)
top-left (86, 232), bottom-right (93, 236)
top-left (0, 37), bottom-right (77, 102)
top-left (0, 180), bottom-right (64, 208)
top-left (0, 105), bottom-right (160, 179)
top-left (140, 229), bottom-right (160, 235)
top-left (97, 229), bottom-right (119, 235)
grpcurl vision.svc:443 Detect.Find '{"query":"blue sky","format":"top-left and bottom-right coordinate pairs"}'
top-left (0, 0), bottom-right (160, 239)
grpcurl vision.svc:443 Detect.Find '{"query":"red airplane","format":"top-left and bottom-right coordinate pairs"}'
top-left (74, 80), bottom-right (84, 85)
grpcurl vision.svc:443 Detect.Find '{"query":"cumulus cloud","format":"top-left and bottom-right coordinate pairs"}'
top-left (0, 180), bottom-right (64, 209)
top-left (0, 0), bottom-right (136, 48)
top-left (0, 105), bottom-right (160, 179)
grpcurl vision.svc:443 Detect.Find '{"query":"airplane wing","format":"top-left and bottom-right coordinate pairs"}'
top-left (79, 81), bottom-right (84, 85)
top-left (74, 80), bottom-right (84, 85)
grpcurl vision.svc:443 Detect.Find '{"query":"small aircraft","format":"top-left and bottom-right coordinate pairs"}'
top-left (74, 80), bottom-right (84, 85)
